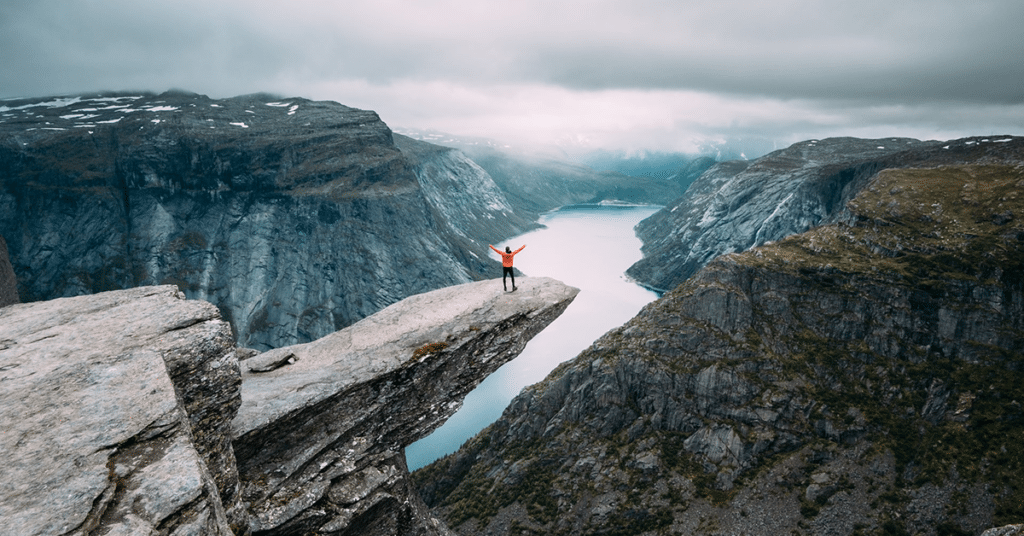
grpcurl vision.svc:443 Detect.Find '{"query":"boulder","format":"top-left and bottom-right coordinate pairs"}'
top-left (0, 286), bottom-right (237, 536)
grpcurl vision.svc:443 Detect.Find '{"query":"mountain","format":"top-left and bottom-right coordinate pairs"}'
top-left (414, 140), bottom-right (1024, 535)
top-left (456, 144), bottom-right (683, 216)
top-left (395, 129), bottom-right (687, 214)
top-left (627, 136), bottom-right (1024, 292)
top-left (0, 91), bottom-right (660, 350)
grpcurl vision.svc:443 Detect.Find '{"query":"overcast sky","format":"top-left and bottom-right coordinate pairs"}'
top-left (3, 0), bottom-right (1023, 154)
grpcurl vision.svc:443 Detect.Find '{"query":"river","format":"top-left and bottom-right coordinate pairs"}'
top-left (405, 203), bottom-right (661, 471)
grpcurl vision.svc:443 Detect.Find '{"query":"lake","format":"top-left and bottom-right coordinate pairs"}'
top-left (405, 204), bottom-right (661, 471)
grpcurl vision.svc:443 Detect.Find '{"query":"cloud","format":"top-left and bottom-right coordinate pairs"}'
top-left (2, 0), bottom-right (1023, 153)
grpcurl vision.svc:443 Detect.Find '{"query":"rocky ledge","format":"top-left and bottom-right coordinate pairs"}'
top-left (0, 277), bottom-right (578, 536)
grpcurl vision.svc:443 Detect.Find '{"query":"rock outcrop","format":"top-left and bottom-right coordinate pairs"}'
top-left (984, 525), bottom-right (1024, 536)
top-left (0, 233), bottom-right (17, 306)
top-left (627, 136), bottom-right (1024, 292)
top-left (1, 276), bottom-right (577, 536)
top-left (0, 286), bottom-right (238, 535)
top-left (416, 159), bottom-right (1024, 535)
top-left (233, 276), bottom-right (578, 535)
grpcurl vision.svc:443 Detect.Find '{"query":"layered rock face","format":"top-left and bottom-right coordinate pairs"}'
top-left (627, 136), bottom-right (1024, 292)
top-left (0, 91), bottom-right (538, 350)
top-left (416, 160), bottom-right (1024, 535)
top-left (0, 233), bottom-right (16, 306)
top-left (1, 277), bottom-right (577, 536)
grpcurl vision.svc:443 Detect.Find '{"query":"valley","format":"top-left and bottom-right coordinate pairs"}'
top-left (2, 90), bottom-right (1023, 536)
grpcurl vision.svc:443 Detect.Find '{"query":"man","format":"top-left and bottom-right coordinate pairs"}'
top-left (489, 244), bottom-right (526, 291)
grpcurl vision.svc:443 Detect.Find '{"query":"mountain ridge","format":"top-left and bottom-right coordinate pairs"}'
top-left (414, 141), bottom-right (1024, 536)
top-left (0, 90), bottom-right (667, 350)
top-left (627, 135), bottom-right (1024, 293)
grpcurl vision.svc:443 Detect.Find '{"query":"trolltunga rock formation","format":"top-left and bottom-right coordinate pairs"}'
top-left (232, 276), bottom-right (579, 535)
top-left (0, 276), bottom-right (577, 536)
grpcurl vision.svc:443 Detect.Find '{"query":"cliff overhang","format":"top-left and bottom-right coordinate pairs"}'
top-left (0, 276), bottom-right (578, 536)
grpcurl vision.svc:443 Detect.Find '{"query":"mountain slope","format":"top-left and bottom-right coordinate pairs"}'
top-left (627, 136), bottom-right (1024, 292)
top-left (0, 91), bottom-right (536, 349)
top-left (415, 157), bottom-right (1024, 536)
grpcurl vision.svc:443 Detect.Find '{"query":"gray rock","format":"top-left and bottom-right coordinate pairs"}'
top-left (983, 525), bottom-right (1024, 536)
top-left (231, 276), bottom-right (578, 535)
top-left (0, 234), bottom-right (16, 307)
top-left (0, 286), bottom-right (235, 536)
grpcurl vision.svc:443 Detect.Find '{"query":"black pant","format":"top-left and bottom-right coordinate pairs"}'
top-left (503, 266), bottom-right (515, 289)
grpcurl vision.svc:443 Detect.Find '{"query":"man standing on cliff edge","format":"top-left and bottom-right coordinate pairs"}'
top-left (489, 244), bottom-right (525, 292)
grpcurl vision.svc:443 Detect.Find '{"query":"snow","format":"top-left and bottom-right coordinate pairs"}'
top-left (877, 146), bottom-right (885, 149)
top-left (230, 122), bottom-right (249, 128)
top-left (265, 102), bottom-right (291, 107)
top-left (0, 96), bottom-right (84, 112)
top-left (762, 193), bottom-right (794, 226)
top-left (994, 138), bottom-right (1013, 143)
top-left (144, 106), bottom-right (179, 112)
top-left (80, 106), bottom-right (131, 112)
top-left (96, 118), bottom-right (121, 124)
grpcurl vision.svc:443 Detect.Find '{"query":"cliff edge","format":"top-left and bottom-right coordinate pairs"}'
top-left (0, 277), bottom-right (578, 536)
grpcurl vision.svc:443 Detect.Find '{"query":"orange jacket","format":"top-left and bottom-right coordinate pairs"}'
top-left (490, 245), bottom-right (525, 267)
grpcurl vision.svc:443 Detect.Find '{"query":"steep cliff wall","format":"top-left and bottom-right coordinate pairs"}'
top-left (0, 277), bottom-right (578, 536)
top-left (0, 91), bottom-right (537, 350)
top-left (0, 233), bottom-right (16, 306)
top-left (416, 162), bottom-right (1024, 536)
top-left (627, 136), bottom-right (1024, 292)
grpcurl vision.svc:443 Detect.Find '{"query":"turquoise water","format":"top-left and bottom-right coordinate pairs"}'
top-left (405, 204), bottom-right (661, 471)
